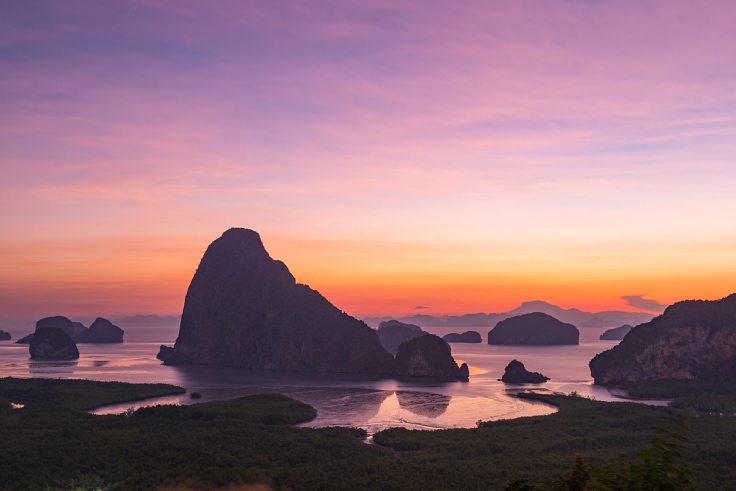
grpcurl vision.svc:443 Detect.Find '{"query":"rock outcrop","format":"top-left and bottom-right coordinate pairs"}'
top-left (442, 331), bottom-right (482, 343)
top-left (500, 359), bottom-right (549, 383)
top-left (394, 334), bottom-right (469, 379)
top-left (36, 316), bottom-right (75, 338)
top-left (29, 327), bottom-right (79, 359)
top-left (599, 324), bottom-right (633, 341)
top-left (378, 319), bottom-right (423, 332)
top-left (0, 330), bottom-right (10, 341)
top-left (75, 317), bottom-right (124, 343)
top-left (590, 294), bottom-right (736, 384)
top-left (157, 228), bottom-right (395, 375)
top-left (487, 312), bottom-right (579, 345)
top-left (377, 324), bottom-right (427, 354)
top-left (15, 333), bottom-right (33, 344)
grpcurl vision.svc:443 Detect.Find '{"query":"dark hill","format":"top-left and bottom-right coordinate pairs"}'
top-left (590, 294), bottom-right (736, 384)
top-left (487, 312), bottom-right (579, 345)
top-left (0, 330), bottom-right (10, 341)
top-left (75, 317), bottom-right (124, 343)
top-left (157, 228), bottom-right (394, 374)
top-left (378, 319), bottom-right (422, 332)
top-left (599, 324), bottom-right (633, 341)
top-left (376, 324), bottom-right (427, 354)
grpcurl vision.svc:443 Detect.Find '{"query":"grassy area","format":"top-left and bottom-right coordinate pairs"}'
top-left (1, 378), bottom-right (736, 490)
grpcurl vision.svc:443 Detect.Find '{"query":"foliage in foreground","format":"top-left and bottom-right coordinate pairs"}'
top-left (1, 378), bottom-right (736, 490)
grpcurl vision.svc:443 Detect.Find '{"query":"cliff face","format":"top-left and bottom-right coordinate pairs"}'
top-left (29, 328), bottom-right (79, 359)
top-left (158, 228), bottom-right (394, 374)
top-left (589, 294), bottom-right (736, 384)
top-left (487, 312), bottom-right (579, 345)
top-left (394, 334), bottom-right (469, 379)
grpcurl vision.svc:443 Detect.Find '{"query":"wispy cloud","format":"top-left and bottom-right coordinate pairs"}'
top-left (620, 295), bottom-right (669, 313)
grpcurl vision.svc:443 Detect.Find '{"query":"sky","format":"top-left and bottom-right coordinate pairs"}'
top-left (1, 0), bottom-right (735, 326)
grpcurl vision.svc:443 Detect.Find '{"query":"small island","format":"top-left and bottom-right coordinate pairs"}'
top-left (0, 330), bottom-right (10, 341)
top-left (500, 359), bottom-right (550, 383)
top-left (487, 312), bottom-right (579, 345)
top-left (599, 324), bottom-right (633, 340)
top-left (442, 331), bottom-right (482, 343)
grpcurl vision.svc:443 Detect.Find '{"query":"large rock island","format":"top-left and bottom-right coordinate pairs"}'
top-left (394, 334), bottom-right (469, 379)
top-left (442, 331), bottom-right (482, 343)
top-left (158, 228), bottom-right (466, 378)
top-left (29, 327), bottom-right (79, 359)
top-left (487, 312), bottom-right (579, 345)
top-left (590, 294), bottom-right (736, 384)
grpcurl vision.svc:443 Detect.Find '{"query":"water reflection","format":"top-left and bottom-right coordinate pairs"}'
top-left (396, 391), bottom-right (451, 418)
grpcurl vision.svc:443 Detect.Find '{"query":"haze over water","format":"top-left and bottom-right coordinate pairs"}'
top-left (0, 325), bottom-right (667, 436)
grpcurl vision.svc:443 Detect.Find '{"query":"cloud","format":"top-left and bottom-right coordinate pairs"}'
top-left (620, 295), bottom-right (668, 313)
top-left (414, 305), bottom-right (428, 309)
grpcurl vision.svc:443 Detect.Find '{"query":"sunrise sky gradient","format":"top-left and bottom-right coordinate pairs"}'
top-left (2, 1), bottom-right (735, 326)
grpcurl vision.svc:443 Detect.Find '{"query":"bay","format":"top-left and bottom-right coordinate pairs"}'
top-left (0, 325), bottom-right (666, 437)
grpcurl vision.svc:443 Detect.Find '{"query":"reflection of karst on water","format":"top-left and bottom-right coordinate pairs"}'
top-left (396, 391), bottom-right (451, 418)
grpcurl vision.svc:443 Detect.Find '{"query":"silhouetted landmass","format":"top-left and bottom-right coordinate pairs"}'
top-left (500, 359), bottom-right (549, 383)
top-left (580, 316), bottom-right (607, 327)
top-left (442, 331), bottom-right (482, 343)
top-left (75, 317), bottom-right (124, 343)
top-left (29, 327), bottom-right (79, 359)
top-left (158, 228), bottom-right (395, 374)
top-left (394, 334), bottom-right (469, 379)
top-left (376, 324), bottom-right (427, 354)
top-left (378, 319), bottom-right (423, 331)
top-left (0, 330), bottom-right (10, 341)
top-left (36, 316), bottom-right (75, 337)
top-left (590, 294), bottom-right (736, 385)
top-left (600, 324), bottom-right (633, 340)
top-left (488, 312), bottom-right (579, 345)
top-left (72, 321), bottom-right (87, 334)
top-left (364, 301), bottom-right (654, 328)
top-left (15, 333), bottom-right (33, 344)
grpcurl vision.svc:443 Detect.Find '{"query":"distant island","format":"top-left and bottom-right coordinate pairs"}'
top-left (15, 316), bottom-right (124, 345)
top-left (488, 312), bottom-right (579, 345)
top-left (599, 324), bottom-right (633, 340)
top-left (364, 300), bottom-right (654, 329)
top-left (0, 330), bottom-right (10, 341)
top-left (376, 320), bottom-right (428, 354)
top-left (590, 294), bottom-right (736, 384)
top-left (442, 331), bottom-right (482, 343)
top-left (157, 228), bottom-right (468, 379)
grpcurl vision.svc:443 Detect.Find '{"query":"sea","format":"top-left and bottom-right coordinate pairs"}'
top-left (0, 325), bottom-right (667, 438)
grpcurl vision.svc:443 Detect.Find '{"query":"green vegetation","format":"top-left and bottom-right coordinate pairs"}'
top-left (1, 378), bottom-right (736, 490)
top-left (621, 379), bottom-right (736, 413)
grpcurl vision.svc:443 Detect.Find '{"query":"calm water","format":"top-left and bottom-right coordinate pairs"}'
top-left (0, 326), bottom-right (666, 436)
